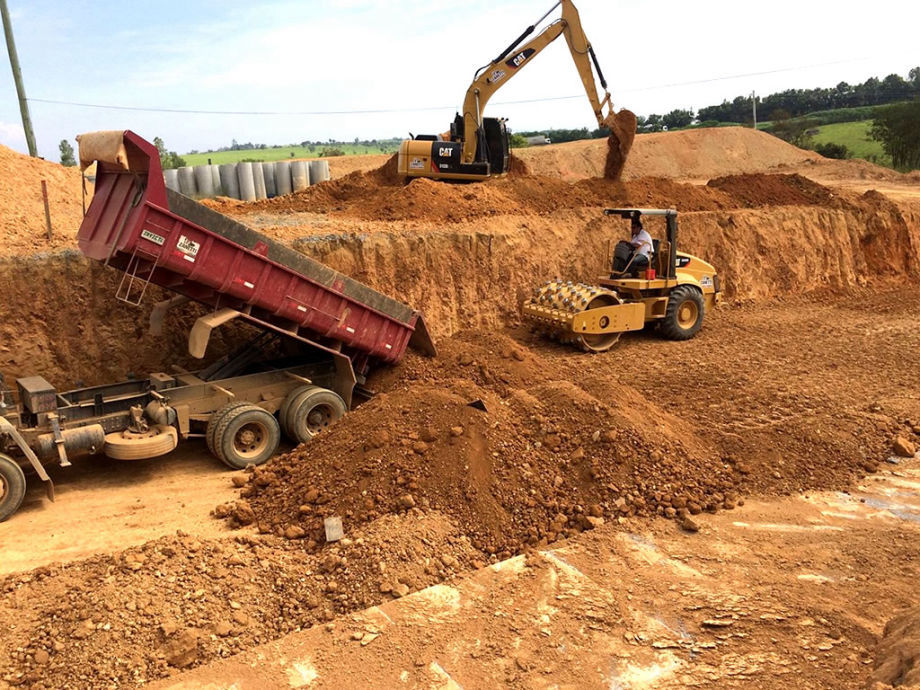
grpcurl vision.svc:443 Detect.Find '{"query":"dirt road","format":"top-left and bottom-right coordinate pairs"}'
top-left (0, 444), bottom-right (246, 575)
top-left (158, 459), bottom-right (920, 689)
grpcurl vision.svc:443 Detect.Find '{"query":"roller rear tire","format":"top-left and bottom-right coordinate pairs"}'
top-left (660, 286), bottom-right (704, 341)
top-left (0, 453), bottom-right (26, 522)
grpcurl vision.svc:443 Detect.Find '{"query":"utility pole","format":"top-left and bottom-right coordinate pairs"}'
top-left (0, 0), bottom-right (37, 157)
top-left (751, 91), bottom-right (757, 130)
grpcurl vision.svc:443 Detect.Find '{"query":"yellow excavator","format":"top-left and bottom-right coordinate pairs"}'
top-left (397, 0), bottom-right (636, 181)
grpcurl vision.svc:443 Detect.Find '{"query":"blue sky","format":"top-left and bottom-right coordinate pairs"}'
top-left (1, 0), bottom-right (916, 160)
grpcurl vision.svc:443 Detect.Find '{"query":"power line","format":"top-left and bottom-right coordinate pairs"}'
top-left (27, 57), bottom-right (897, 117)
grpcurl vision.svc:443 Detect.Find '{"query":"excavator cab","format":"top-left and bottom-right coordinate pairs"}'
top-left (399, 116), bottom-right (509, 181)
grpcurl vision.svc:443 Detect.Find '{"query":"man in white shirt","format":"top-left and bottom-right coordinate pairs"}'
top-left (612, 216), bottom-right (653, 275)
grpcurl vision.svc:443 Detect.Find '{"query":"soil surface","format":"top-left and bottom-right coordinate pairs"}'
top-left (0, 127), bottom-right (918, 689)
top-left (157, 460), bottom-right (920, 690)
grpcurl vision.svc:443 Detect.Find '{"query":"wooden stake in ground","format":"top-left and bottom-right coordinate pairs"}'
top-left (41, 180), bottom-right (52, 239)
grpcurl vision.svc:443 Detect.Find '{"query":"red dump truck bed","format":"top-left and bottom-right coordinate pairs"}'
top-left (76, 131), bottom-right (434, 372)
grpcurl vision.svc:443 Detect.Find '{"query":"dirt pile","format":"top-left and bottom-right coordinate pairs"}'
top-left (214, 161), bottom-right (864, 225)
top-left (516, 126), bottom-right (823, 182)
top-left (0, 144), bottom-right (86, 254)
top-left (707, 173), bottom-right (843, 207)
top-left (0, 513), bottom-right (477, 687)
top-left (228, 331), bottom-right (742, 556)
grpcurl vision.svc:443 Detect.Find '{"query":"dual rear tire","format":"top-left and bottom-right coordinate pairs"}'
top-left (206, 386), bottom-right (346, 470)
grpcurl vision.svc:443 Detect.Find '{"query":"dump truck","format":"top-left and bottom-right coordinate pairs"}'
top-left (0, 130), bottom-right (435, 522)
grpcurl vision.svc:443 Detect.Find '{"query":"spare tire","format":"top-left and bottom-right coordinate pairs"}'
top-left (104, 425), bottom-right (178, 461)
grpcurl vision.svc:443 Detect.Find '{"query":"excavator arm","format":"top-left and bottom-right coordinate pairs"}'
top-left (459, 0), bottom-right (627, 165)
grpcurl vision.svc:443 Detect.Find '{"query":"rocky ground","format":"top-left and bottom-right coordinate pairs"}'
top-left (0, 127), bottom-right (918, 688)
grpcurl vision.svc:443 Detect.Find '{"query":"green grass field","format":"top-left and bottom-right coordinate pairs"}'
top-left (183, 142), bottom-right (399, 166)
top-left (810, 120), bottom-right (890, 166)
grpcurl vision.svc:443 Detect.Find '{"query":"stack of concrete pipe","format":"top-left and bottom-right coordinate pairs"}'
top-left (162, 158), bottom-right (335, 202)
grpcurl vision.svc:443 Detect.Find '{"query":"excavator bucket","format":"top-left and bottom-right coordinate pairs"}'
top-left (604, 109), bottom-right (638, 180)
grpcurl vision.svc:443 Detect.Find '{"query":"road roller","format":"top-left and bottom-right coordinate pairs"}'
top-left (523, 208), bottom-right (721, 352)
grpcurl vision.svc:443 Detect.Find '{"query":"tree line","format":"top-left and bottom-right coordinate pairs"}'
top-left (698, 68), bottom-right (920, 124)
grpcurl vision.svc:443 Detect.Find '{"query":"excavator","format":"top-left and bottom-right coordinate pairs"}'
top-left (397, 0), bottom-right (637, 181)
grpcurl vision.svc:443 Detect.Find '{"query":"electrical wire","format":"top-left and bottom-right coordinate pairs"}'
top-left (27, 58), bottom-right (896, 117)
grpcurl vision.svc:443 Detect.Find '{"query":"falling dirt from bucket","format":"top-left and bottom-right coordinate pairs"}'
top-left (604, 109), bottom-right (637, 180)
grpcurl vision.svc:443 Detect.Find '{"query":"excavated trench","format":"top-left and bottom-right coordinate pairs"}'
top-left (2, 191), bottom-right (918, 389)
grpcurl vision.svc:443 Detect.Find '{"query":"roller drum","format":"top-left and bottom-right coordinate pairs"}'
top-left (524, 280), bottom-right (622, 353)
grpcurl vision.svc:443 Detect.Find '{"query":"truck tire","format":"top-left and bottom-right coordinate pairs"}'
top-left (0, 453), bottom-right (26, 522)
top-left (104, 425), bottom-right (179, 460)
top-left (660, 286), bottom-right (704, 341)
top-left (282, 386), bottom-right (346, 444)
top-left (206, 401), bottom-right (253, 457)
top-left (279, 385), bottom-right (315, 439)
top-left (214, 404), bottom-right (281, 470)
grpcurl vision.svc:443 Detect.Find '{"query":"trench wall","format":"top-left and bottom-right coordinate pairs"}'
top-left (2, 200), bottom-right (916, 387)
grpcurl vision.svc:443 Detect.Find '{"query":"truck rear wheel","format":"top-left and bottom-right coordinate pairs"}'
top-left (281, 386), bottom-right (346, 444)
top-left (0, 454), bottom-right (26, 522)
top-left (104, 425), bottom-right (179, 460)
top-left (279, 385), bottom-right (315, 438)
top-left (207, 401), bottom-right (252, 457)
top-left (660, 286), bottom-right (704, 341)
top-left (214, 404), bottom-right (281, 470)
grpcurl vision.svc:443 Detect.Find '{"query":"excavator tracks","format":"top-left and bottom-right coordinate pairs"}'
top-left (523, 280), bottom-right (623, 353)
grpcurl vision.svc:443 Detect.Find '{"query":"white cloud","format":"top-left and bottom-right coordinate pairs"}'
top-left (0, 122), bottom-right (27, 152)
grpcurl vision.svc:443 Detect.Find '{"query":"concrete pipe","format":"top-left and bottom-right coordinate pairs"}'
top-left (308, 159), bottom-right (330, 185)
top-left (177, 166), bottom-right (197, 196)
top-left (210, 165), bottom-right (222, 195)
top-left (252, 162), bottom-right (267, 200)
top-left (237, 162), bottom-right (256, 202)
top-left (263, 161), bottom-right (277, 198)
top-left (291, 161), bottom-right (309, 192)
top-left (274, 161), bottom-right (292, 196)
top-left (163, 169), bottom-right (180, 192)
top-left (219, 164), bottom-right (240, 200)
top-left (194, 165), bottom-right (215, 197)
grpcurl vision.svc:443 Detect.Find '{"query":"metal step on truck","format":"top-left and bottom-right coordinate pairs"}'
top-left (0, 130), bottom-right (435, 522)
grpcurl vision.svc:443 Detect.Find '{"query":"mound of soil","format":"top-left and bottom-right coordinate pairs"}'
top-left (707, 173), bottom-right (843, 208)
top-left (0, 513), bottom-right (477, 687)
top-left (0, 144), bottom-right (86, 254)
top-left (868, 607), bottom-right (920, 688)
top-left (229, 332), bottom-right (740, 556)
top-left (516, 127), bottom-right (823, 182)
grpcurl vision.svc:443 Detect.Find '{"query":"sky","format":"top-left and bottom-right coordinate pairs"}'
top-left (0, 0), bottom-right (917, 161)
